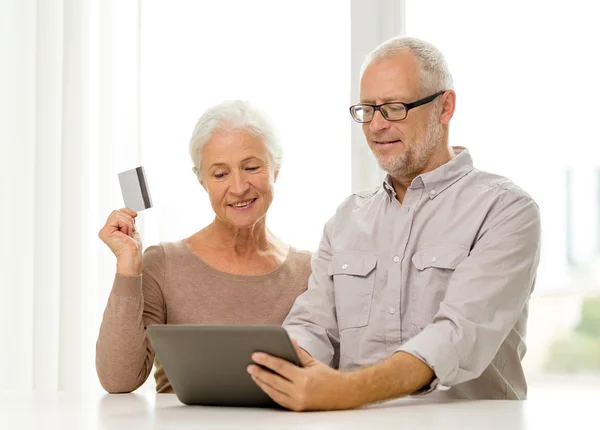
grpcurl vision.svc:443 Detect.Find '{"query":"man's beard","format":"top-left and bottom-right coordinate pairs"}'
top-left (376, 114), bottom-right (444, 177)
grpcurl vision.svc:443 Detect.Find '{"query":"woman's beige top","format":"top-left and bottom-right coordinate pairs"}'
top-left (96, 240), bottom-right (312, 393)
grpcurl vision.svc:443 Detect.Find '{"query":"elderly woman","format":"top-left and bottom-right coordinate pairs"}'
top-left (96, 100), bottom-right (311, 393)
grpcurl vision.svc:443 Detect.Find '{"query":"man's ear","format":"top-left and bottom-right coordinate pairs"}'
top-left (439, 90), bottom-right (456, 125)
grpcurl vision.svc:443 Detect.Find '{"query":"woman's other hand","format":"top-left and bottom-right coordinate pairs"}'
top-left (98, 208), bottom-right (143, 276)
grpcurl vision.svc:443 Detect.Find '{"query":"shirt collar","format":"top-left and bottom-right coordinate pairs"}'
top-left (383, 175), bottom-right (396, 199)
top-left (382, 146), bottom-right (474, 200)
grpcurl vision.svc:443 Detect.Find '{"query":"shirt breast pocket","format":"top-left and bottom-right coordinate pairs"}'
top-left (329, 251), bottom-right (377, 331)
top-left (410, 243), bottom-right (469, 328)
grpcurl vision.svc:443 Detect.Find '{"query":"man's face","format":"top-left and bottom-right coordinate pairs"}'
top-left (360, 51), bottom-right (444, 178)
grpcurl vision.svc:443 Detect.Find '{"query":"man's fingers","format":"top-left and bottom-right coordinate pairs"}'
top-left (251, 353), bottom-right (302, 381)
top-left (291, 339), bottom-right (313, 366)
top-left (248, 365), bottom-right (294, 392)
top-left (250, 375), bottom-right (294, 409)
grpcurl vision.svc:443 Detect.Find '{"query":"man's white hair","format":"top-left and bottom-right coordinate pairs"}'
top-left (361, 36), bottom-right (454, 94)
top-left (189, 100), bottom-right (282, 181)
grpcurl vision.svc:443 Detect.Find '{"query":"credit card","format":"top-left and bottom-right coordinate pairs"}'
top-left (118, 166), bottom-right (153, 212)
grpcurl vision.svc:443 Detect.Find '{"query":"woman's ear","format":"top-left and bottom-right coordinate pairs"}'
top-left (192, 166), bottom-right (206, 189)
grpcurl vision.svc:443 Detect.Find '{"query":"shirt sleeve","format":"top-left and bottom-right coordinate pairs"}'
top-left (396, 192), bottom-right (541, 391)
top-left (283, 217), bottom-right (340, 367)
top-left (95, 244), bottom-right (166, 393)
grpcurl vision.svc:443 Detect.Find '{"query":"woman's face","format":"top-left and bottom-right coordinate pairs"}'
top-left (199, 128), bottom-right (278, 230)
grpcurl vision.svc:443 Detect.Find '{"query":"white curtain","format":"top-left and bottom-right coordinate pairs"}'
top-left (0, 0), bottom-right (141, 391)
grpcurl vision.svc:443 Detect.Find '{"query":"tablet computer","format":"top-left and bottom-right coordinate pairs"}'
top-left (146, 324), bottom-right (301, 408)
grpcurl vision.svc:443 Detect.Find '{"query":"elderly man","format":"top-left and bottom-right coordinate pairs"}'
top-left (247, 36), bottom-right (541, 411)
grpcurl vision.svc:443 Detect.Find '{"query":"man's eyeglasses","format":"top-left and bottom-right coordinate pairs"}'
top-left (349, 90), bottom-right (446, 123)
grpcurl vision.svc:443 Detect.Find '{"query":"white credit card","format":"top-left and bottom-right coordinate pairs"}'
top-left (118, 166), bottom-right (153, 212)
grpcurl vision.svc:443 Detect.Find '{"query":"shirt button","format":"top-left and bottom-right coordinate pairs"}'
top-left (393, 256), bottom-right (400, 263)
top-left (431, 257), bottom-right (437, 263)
top-left (341, 263), bottom-right (348, 269)
top-left (389, 307), bottom-right (396, 314)
top-left (430, 189), bottom-right (436, 195)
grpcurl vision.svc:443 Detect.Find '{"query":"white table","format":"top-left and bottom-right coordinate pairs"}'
top-left (0, 389), bottom-right (595, 430)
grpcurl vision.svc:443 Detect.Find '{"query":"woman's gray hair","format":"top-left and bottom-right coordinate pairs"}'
top-left (361, 36), bottom-right (454, 94)
top-left (189, 100), bottom-right (282, 181)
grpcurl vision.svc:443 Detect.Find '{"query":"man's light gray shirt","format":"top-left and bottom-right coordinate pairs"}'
top-left (283, 147), bottom-right (541, 400)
